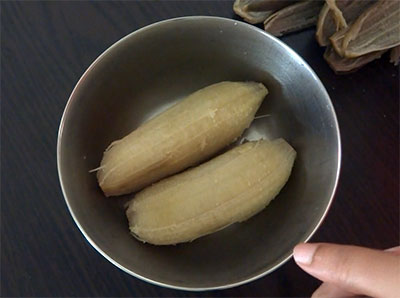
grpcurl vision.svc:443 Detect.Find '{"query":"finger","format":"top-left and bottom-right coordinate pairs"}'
top-left (312, 246), bottom-right (400, 298)
top-left (293, 243), bottom-right (400, 298)
top-left (311, 282), bottom-right (354, 298)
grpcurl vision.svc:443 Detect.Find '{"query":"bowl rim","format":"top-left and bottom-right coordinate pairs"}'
top-left (57, 15), bottom-right (342, 291)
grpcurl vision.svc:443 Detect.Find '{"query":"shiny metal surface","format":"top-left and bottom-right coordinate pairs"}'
top-left (57, 16), bottom-right (341, 290)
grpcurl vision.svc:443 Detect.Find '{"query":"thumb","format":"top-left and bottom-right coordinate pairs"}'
top-left (293, 243), bottom-right (400, 298)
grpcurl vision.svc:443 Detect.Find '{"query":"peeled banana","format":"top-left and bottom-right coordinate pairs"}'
top-left (126, 139), bottom-right (296, 245)
top-left (97, 81), bottom-right (268, 196)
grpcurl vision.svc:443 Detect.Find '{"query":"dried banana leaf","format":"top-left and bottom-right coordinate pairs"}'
top-left (330, 0), bottom-right (400, 58)
top-left (325, 0), bottom-right (348, 29)
top-left (324, 46), bottom-right (386, 73)
top-left (316, 0), bottom-right (376, 46)
top-left (264, 0), bottom-right (324, 37)
top-left (330, 25), bottom-right (350, 56)
top-left (390, 46), bottom-right (400, 66)
top-left (234, 0), bottom-right (273, 24)
top-left (233, 0), bottom-right (297, 24)
top-left (245, 0), bottom-right (299, 12)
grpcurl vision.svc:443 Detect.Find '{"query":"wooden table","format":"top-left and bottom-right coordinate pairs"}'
top-left (2, 1), bottom-right (398, 297)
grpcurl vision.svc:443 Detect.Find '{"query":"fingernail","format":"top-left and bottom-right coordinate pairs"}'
top-left (385, 246), bottom-right (400, 253)
top-left (293, 243), bottom-right (318, 265)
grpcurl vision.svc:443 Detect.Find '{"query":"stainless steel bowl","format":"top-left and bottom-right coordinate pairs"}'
top-left (57, 16), bottom-right (341, 290)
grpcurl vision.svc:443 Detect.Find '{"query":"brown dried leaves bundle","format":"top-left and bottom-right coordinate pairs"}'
top-left (233, 0), bottom-right (296, 24)
top-left (316, 0), bottom-right (376, 46)
top-left (330, 0), bottom-right (400, 58)
top-left (264, 0), bottom-right (324, 37)
top-left (234, 0), bottom-right (400, 73)
top-left (324, 46), bottom-right (387, 74)
top-left (234, 0), bottom-right (325, 35)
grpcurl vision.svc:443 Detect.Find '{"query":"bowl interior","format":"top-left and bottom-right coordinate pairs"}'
top-left (58, 17), bottom-right (340, 290)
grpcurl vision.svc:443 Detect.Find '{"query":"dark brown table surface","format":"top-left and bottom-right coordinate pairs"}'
top-left (1, 1), bottom-right (399, 297)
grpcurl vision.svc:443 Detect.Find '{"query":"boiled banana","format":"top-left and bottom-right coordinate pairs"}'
top-left (97, 81), bottom-right (267, 196)
top-left (126, 139), bottom-right (296, 245)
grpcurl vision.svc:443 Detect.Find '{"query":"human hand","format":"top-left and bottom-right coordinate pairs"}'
top-left (293, 243), bottom-right (400, 298)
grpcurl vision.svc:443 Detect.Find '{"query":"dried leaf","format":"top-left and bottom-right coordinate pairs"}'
top-left (390, 45), bottom-right (400, 66)
top-left (324, 46), bottom-right (386, 73)
top-left (233, 0), bottom-right (297, 24)
top-left (264, 0), bottom-right (324, 37)
top-left (325, 0), bottom-right (348, 30)
top-left (330, 0), bottom-right (400, 58)
top-left (316, 0), bottom-right (376, 46)
top-left (330, 25), bottom-right (350, 56)
top-left (246, 0), bottom-right (299, 12)
top-left (233, 0), bottom-right (274, 24)
top-left (316, 4), bottom-right (332, 46)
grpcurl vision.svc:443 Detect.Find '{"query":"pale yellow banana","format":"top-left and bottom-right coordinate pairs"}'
top-left (97, 81), bottom-right (267, 196)
top-left (126, 139), bottom-right (296, 245)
